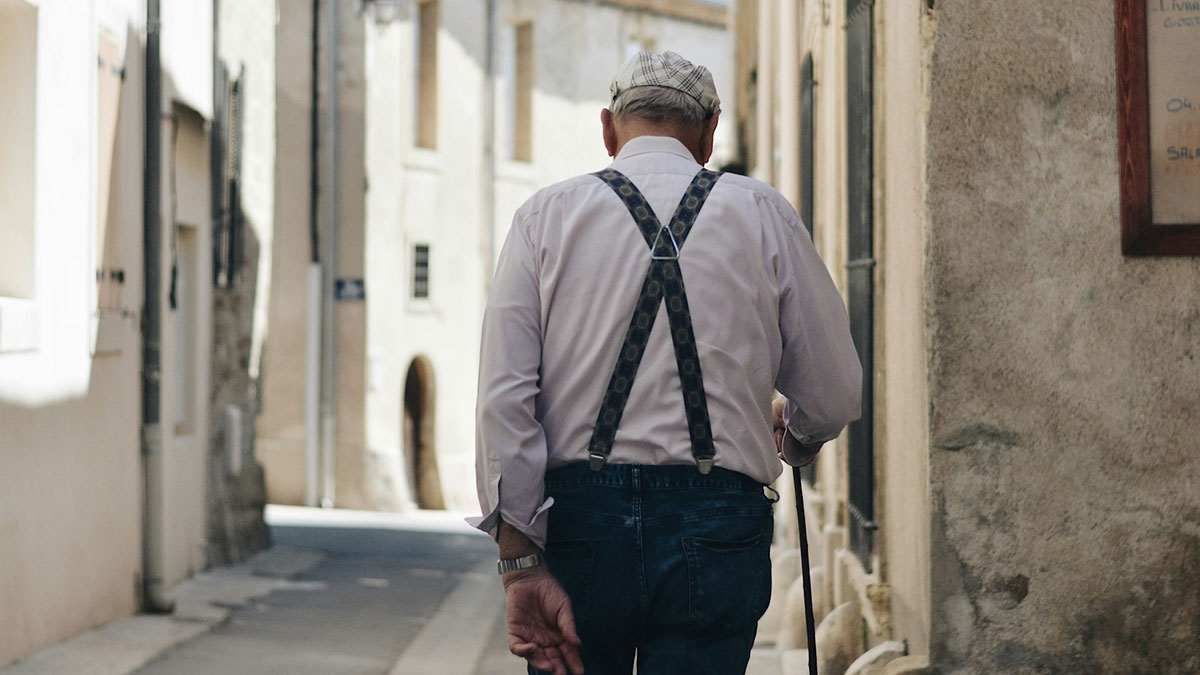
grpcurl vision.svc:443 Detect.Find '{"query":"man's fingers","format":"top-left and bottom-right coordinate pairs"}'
top-left (552, 605), bottom-right (584, 673)
top-left (510, 640), bottom-right (538, 657)
top-left (561, 642), bottom-right (586, 674)
top-left (529, 648), bottom-right (568, 675)
top-left (556, 603), bottom-right (582, 646)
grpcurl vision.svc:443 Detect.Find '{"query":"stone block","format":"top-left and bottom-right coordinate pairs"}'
top-left (777, 566), bottom-right (827, 650)
top-left (881, 654), bottom-right (931, 675)
top-left (757, 548), bottom-right (803, 646)
top-left (780, 648), bottom-right (811, 675)
top-left (815, 600), bottom-right (861, 675)
top-left (844, 640), bottom-right (906, 675)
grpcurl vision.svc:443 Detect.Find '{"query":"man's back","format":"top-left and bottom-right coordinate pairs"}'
top-left (482, 135), bottom-right (859, 492)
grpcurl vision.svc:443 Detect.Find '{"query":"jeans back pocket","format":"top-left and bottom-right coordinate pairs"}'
top-left (682, 530), bottom-right (772, 637)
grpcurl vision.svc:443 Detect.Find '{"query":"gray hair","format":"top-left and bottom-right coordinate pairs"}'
top-left (610, 86), bottom-right (710, 126)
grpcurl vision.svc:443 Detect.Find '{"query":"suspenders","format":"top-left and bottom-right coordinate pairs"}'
top-left (587, 168), bottom-right (722, 474)
top-left (586, 168), bottom-right (817, 672)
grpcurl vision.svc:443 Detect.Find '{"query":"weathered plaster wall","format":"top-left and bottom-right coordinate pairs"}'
top-left (876, 0), bottom-right (933, 655)
top-left (258, 0), bottom-right (313, 506)
top-left (259, 0), bottom-right (371, 510)
top-left (207, 0), bottom-right (275, 566)
top-left (925, 3), bottom-right (1200, 673)
top-left (329, 0), bottom-right (370, 511)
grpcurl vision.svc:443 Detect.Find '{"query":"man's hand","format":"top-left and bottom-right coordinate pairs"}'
top-left (772, 395), bottom-right (788, 456)
top-left (773, 394), bottom-right (820, 468)
top-left (503, 567), bottom-right (584, 675)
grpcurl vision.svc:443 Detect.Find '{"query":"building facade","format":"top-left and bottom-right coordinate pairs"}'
top-left (0, 0), bottom-right (272, 666)
top-left (258, 0), bottom-right (735, 513)
top-left (738, 0), bottom-right (1200, 673)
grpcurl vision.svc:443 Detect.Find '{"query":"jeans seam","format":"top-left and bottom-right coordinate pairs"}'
top-left (634, 467), bottom-right (649, 609)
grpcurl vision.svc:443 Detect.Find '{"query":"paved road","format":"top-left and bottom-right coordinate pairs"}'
top-left (1, 505), bottom-right (781, 674)
top-left (113, 505), bottom-right (779, 675)
top-left (133, 509), bottom-right (521, 675)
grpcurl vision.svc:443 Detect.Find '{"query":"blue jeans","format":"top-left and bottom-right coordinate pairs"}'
top-left (530, 462), bottom-right (774, 675)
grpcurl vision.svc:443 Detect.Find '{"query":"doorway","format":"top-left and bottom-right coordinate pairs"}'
top-left (403, 356), bottom-right (444, 509)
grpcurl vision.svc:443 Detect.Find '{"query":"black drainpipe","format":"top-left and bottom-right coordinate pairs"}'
top-left (310, 0), bottom-right (320, 264)
top-left (141, 0), bottom-right (173, 613)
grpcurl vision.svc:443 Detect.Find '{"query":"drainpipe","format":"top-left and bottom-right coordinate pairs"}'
top-left (320, 0), bottom-right (340, 508)
top-left (481, 0), bottom-right (497, 288)
top-left (305, 0), bottom-right (321, 508)
top-left (141, 0), bottom-right (174, 613)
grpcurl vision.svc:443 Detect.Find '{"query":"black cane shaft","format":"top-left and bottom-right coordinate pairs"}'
top-left (792, 467), bottom-right (819, 675)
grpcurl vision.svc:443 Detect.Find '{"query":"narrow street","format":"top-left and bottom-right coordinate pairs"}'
top-left (1, 504), bottom-right (784, 675)
top-left (132, 507), bottom-right (518, 675)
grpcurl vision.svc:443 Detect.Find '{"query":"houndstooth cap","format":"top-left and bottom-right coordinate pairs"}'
top-left (610, 50), bottom-right (721, 117)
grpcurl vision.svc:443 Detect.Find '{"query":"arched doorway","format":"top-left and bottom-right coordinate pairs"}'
top-left (403, 356), bottom-right (444, 509)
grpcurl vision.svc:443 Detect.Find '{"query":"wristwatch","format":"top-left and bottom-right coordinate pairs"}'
top-left (496, 553), bottom-right (544, 575)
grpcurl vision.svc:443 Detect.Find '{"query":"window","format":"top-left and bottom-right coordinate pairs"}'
top-left (415, 0), bottom-right (438, 149)
top-left (412, 244), bottom-right (430, 299)
top-left (0, 1), bottom-right (38, 301)
top-left (512, 22), bottom-right (534, 162)
top-left (799, 54), bottom-right (819, 486)
top-left (211, 63), bottom-right (244, 288)
top-left (799, 53), bottom-right (815, 238)
top-left (846, 0), bottom-right (877, 565)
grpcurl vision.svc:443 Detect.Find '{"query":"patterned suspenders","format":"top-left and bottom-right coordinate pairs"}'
top-left (586, 168), bottom-right (722, 474)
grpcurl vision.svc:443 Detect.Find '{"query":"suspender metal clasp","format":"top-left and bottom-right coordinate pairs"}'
top-left (650, 226), bottom-right (681, 261)
top-left (589, 452), bottom-right (608, 472)
top-left (697, 458), bottom-right (714, 475)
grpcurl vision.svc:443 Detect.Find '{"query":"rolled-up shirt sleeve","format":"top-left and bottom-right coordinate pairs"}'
top-left (466, 210), bottom-right (554, 549)
top-left (772, 202), bottom-right (863, 464)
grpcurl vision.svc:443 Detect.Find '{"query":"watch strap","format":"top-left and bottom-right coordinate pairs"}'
top-left (496, 553), bottom-right (544, 575)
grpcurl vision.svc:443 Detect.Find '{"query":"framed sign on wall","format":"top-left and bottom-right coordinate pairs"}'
top-left (1116, 0), bottom-right (1200, 255)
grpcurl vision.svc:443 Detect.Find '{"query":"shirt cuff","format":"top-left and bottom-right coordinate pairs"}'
top-left (780, 430), bottom-right (823, 467)
top-left (781, 400), bottom-right (834, 466)
top-left (466, 496), bottom-right (555, 550)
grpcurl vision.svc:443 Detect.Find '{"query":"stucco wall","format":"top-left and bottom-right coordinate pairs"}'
top-left (0, 0), bottom-right (143, 665)
top-left (331, 0), bottom-right (370, 511)
top-left (259, 1), bottom-right (315, 506)
top-left (925, 3), bottom-right (1200, 672)
top-left (259, 0), bottom-right (372, 510)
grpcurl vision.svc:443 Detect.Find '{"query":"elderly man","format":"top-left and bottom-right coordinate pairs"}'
top-left (471, 51), bottom-right (861, 675)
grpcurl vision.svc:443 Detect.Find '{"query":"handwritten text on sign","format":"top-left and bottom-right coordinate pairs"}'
top-left (1148, 0), bottom-right (1200, 224)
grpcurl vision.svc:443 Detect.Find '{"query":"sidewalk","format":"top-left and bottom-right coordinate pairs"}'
top-left (0, 543), bottom-right (327, 675)
top-left (0, 506), bottom-right (486, 675)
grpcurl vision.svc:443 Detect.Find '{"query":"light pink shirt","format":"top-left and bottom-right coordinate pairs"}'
top-left (470, 136), bottom-right (861, 548)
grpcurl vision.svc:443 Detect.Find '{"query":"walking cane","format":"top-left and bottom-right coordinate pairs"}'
top-left (791, 467), bottom-right (819, 675)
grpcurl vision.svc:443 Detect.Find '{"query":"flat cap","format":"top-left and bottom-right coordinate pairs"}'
top-left (610, 50), bottom-right (721, 116)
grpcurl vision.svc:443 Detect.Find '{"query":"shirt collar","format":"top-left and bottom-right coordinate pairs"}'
top-left (613, 135), bottom-right (699, 165)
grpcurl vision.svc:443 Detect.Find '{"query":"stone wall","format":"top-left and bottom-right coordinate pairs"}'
top-left (208, 229), bottom-right (271, 566)
top-left (204, 0), bottom-right (277, 566)
top-left (925, 2), bottom-right (1200, 672)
